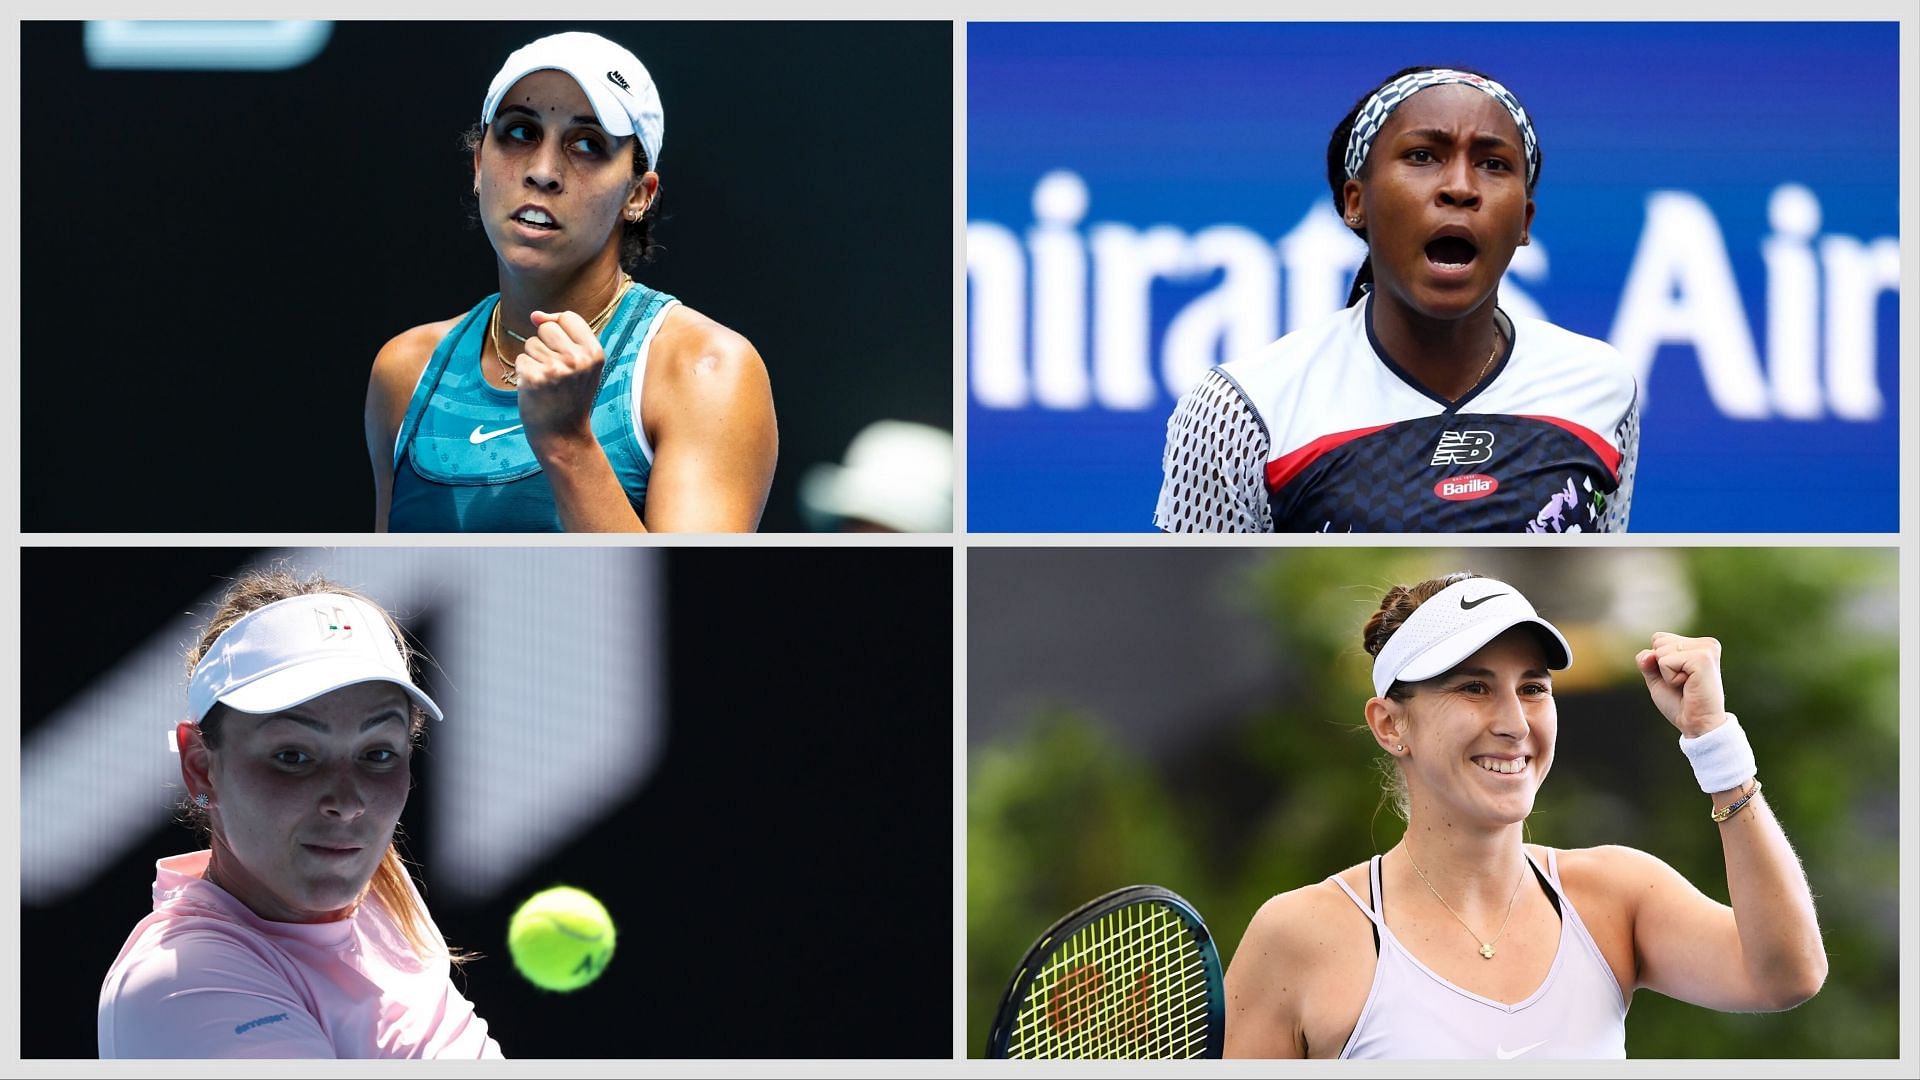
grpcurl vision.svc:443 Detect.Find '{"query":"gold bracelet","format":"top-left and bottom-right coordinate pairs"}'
top-left (1710, 778), bottom-right (1762, 823)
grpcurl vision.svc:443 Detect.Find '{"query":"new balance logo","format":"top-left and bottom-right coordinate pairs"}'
top-left (1431, 430), bottom-right (1496, 466)
top-left (607, 70), bottom-right (631, 91)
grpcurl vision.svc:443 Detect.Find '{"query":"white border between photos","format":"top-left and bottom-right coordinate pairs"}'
top-left (2, 0), bottom-right (1916, 1077)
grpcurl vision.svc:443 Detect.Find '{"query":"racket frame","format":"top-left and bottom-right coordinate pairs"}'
top-left (984, 884), bottom-right (1226, 1059)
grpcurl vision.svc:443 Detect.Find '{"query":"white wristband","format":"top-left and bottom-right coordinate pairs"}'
top-left (1677, 712), bottom-right (1757, 794)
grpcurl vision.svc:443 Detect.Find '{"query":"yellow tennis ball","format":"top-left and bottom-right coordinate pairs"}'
top-left (507, 886), bottom-right (616, 992)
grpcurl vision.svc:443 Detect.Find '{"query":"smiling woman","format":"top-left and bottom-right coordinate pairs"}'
top-left (97, 570), bottom-right (503, 1058)
top-left (1155, 66), bottom-right (1639, 533)
top-left (367, 31), bottom-right (777, 532)
top-left (1220, 572), bottom-right (1827, 1059)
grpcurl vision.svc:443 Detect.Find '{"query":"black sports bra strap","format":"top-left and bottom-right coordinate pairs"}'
top-left (1368, 855), bottom-right (1383, 953)
top-left (1525, 848), bottom-right (1563, 916)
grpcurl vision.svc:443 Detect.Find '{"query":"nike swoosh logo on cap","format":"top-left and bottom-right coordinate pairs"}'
top-left (469, 424), bottom-right (525, 445)
top-left (1461, 592), bottom-right (1509, 610)
top-left (1496, 1039), bottom-right (1547, 1059)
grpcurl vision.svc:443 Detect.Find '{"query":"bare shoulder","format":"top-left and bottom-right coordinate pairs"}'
top-left (649, 303), bottom-right (769, 392)
top-left (1549, 843), bottom-right (1670, 893)
top-left (1226, 867), bottom-right (1374, 1059)
top-left (642, 304), bottom-right (776, 450)
top-left (1240, 869), bottom-right (1369, 965)
top-left (366, 316), bottom-right (462, 453)
top-left (1537, 843), bottom-right (1680, 929)
top-left (371, 317), bottom-right (461, 394)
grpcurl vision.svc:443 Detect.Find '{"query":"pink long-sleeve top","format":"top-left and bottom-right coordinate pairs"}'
top-left (99, 850), bottom-right (503, 1058)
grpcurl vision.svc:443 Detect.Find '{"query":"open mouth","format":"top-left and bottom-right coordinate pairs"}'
top-left (1473, 755), bottom-right (1528, 776)
top-left (513, 208), bottom-right (559, 231)
top-left (1425, 236), bottom-right (1478, 269)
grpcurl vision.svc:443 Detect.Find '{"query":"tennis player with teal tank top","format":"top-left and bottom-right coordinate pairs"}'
top-left (366, 31), bottom-right (776, 533)
top-left (389, 284), bottom-right (675, 531)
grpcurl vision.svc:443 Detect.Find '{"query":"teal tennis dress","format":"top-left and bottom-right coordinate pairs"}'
top-left (389, 285), bottom-right (676, 531)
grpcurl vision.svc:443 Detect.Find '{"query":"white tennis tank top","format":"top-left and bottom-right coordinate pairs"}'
top-left (1330, 848), bottom-right (1628, 1059)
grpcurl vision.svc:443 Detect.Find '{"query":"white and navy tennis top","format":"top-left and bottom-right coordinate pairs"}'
top-left (1329, 849), bottom-right (1628, 1059)
top-left (1154, 297), bottom-right (1638, 533)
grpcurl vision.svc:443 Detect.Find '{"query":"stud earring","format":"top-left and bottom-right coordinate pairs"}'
top-left (194, 792), bottom-right (210, 808)
top-left (1347, 215), bottom-right (1362, 226)
top-left (1395, 744), bottom-right (1407, 753)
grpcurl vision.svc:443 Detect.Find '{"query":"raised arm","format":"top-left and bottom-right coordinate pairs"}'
top-left (1616, 633), bottom-right (1826, 1011)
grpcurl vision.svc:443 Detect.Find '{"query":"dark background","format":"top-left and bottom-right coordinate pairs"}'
top-left (22, 21), bottom-right (952, 532)
top-left (23, 547), bottom-right (953, 1058)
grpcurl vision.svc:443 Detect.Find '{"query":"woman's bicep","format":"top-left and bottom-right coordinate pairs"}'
top-left (365, 349), bottom-right (411, 531)
top-left (366, 321), bottom-right (451, 531)
top-left (365, 404), bottom-right (395, 532)
top-left (1613, 847), bottom-right (1763, 1011)
top-left (1221, 901), bottom-right (1309, 1058)
top-left (642, 335), bottom-right (777, 532)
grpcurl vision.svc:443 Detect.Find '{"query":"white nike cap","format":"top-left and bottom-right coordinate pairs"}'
top-left (187, 593), bottom-right (443, 724)
top-left (481, 31), bottom-right (664, 169)
top-left (1370, 577), bottom-right (1572, 698)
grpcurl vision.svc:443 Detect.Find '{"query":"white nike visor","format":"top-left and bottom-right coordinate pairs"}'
top-left (187, 593), bottom-right (443, 724)
top-left (1370, 577), bottom-right (1572, 698)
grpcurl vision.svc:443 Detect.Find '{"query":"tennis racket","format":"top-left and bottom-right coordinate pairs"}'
top-left (984, 884), bottom-right (1226, 1059)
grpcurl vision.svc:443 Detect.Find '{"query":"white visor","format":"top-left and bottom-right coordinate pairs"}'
top-left (481, 31), bottom-right (664, 169)
top-left (187, 593), bottom-right (443, 723)
top-left (1370, 577), bottom-right (1571, 698)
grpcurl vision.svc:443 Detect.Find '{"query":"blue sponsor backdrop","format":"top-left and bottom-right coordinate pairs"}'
top-left (967, 23), bottom-right (1900, 532)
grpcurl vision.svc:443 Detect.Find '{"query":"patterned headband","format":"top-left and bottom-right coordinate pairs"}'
top-left (1343, 69), bottom-right (1538, 187)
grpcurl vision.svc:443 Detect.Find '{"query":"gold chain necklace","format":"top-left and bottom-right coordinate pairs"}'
top-left (1403, 845), bottom-right (1525, 960)
top-left (490, 273), bottom-right (634, 388)
top-left (1471, 327), bottom-right (1503, 388)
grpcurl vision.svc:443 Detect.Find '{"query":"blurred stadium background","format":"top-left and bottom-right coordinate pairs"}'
top-left (968, 547), bottom-right (1898, 1057)
top-left (22, 21), bottom-right (951, 532)
top-left (967, 23), bottom-right (1899, 531)
top-left (22, 547), bottom-right (951, 1058)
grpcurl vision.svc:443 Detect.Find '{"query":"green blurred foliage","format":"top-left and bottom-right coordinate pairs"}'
top-left (966, 549), bottom-right (1898, 1058)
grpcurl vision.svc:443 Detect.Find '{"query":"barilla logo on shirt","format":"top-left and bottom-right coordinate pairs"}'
top-left (235, 1012), bottom-right (290, 1036)
top-left (1435, 474), bottom-right (1500, 501)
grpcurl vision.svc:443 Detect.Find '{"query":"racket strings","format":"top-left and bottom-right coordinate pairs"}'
top-left (1008, 901), bottom-right (1211, 1058)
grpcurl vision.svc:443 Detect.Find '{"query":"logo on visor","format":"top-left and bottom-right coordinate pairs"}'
top-left (316, 607), bottom-right (354, 640)
top-left (1460, 592), bottom-right (1508, 610)
top-left (606, 70), bottom-right (631, 92)
top-left (1432, 430), bottom-right (1495, 466)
